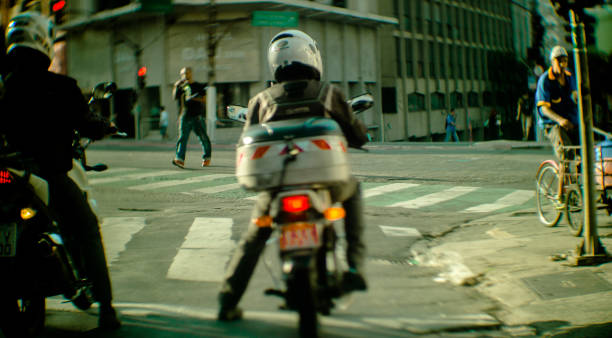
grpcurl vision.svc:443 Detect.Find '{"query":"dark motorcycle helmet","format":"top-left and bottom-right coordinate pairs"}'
top-left (5, 12), bottom-right (55, 69)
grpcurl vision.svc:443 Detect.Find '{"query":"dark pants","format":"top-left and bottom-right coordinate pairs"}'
top-left (175, 115), bottom-right (211, 161)
top-left (219, 179), bottom-right (366, 309)
top-left (46, 174), bottom-right (113, 304)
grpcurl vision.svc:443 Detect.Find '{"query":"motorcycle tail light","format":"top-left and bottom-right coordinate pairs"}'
top-left (0, 169), bottom-right (12, 184)
top-left (282, 195), bottom-right (310, 213)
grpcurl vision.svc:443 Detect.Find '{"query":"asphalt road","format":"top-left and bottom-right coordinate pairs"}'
top-left (8, 143), bottom-right (558, 337)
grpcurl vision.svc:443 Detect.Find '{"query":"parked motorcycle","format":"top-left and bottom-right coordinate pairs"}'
top-left (0, 82), bottom-right (119, 337)
top-left (228, 93), bottom-right (373, 337)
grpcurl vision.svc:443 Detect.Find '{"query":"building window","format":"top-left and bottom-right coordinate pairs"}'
top-left (403, 0), bottom-right (412, 31)
top-left (405, 39), bottom-right (414, 77)
top-left (439, 43), bottom-right (446, 78)
top-left (451, 91), bottom-right (463, 108)
top-left (429, 41), bottom-right (436, 78)
top-left (416, 0), bottom-right (423, 33)
top-left (457, 46), bottom-right (464, 78)
top-left (382, 87), bottom-right (398, 114)
top-left (424, 1), bottom-right (432, 34)
top-left (433, 2), bottom-right (442, 36)
top-left (446, 4), bottom-right (454, 37)
top-left (417, 40), bottom-right (424, 78)
top-left (431, 92), bottom-right (446, 110)
top-left (466, 48), bottom-right (472, 79)
top-left (468, 91), bottom-right (479, 107)
top-left (483, 91), bottom-right (493, 106)
top-left (408, 92), bottom-right (425, 111)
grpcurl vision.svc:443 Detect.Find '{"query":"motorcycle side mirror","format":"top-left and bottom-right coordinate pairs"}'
top-left (348, 93), bottom-right (374, 114)
top-left (92, 82), bottom-right (117, 99)
top-left (227, 105), bottom-right (248, 123)
top-left (85, 163), bottom-right (108, 172)
top-left (103, 82), bottom-right (117, 99)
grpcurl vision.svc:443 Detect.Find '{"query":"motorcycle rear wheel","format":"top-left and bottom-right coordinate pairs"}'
top-left (289, 268), bottom-right (318, 338)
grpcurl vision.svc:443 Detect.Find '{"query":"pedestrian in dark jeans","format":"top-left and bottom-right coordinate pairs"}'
top-left (172, 67), bottom-right (212, 168)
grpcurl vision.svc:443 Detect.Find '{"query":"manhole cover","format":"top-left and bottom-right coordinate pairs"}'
top-left (522, 271), bottom-right (612, 300)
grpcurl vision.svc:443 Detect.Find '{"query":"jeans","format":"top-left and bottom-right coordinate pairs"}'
top-left (175, 115), bottom-right (211, 161)
top-left (219, 180), bottom-right (366, 310)
top-left (445, 129), bottom-right (459, 142)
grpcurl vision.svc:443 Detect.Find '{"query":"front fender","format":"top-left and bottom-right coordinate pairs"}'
top-left (536, 160), bottom-right (559, 179)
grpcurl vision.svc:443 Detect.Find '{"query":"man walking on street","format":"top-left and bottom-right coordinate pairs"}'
top-left (444, 109), bottom-right (459, 142)
top-left (172, 67), bottom-right (211, 168)
top-left (516, 93), bottom-right (533, 141)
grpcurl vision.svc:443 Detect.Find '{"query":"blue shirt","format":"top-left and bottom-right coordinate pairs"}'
top-left (446, 114), bottom-right (456, 132)
top-left (535, 67), bottom-right (578, 129)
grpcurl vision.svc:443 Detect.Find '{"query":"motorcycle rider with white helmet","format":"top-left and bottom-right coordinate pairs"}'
top-left (0, 12), bottom-right (120, 331)
top-left (218, 29), bottom-right (369, 321)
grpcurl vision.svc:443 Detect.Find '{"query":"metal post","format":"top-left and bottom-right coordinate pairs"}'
top-left (569, 9), bottom-right (609, 265)
top-left (206, 0), bottom-right (217, 143)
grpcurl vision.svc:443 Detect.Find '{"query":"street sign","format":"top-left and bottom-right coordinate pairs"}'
top-left (252, 11), bottom-right (298, 27)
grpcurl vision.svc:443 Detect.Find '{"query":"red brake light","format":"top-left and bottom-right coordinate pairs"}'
top-left (0, 170), bottom-right (12, 184)
top-left (282, 195), bottom-right (310, 213)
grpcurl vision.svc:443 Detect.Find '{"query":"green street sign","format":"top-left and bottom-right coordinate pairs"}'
top-left (252, 11), bottom-right (298, 27)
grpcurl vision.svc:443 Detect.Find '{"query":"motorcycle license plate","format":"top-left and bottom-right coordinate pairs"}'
top-left (0, 223), bottom-right (17, 257)
top-left (279, 223), bottom-right (319, 251)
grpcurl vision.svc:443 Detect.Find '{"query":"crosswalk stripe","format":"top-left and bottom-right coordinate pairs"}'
top-left (390, 186), bottom-right (480, 209)
top-left (128, 174), bottom-right (234, 191)
top-left (167, 217), bottom-right (234, 282)
top-left (192, 183), bottom-right (241, 194)
top-left (462, 190), bottom-right (534, 213)
top-left (90, 170), bottom-right (184, 185)
top-left (379, 225), bottom-right (422, 237)
top-left (363, 183), bottom-right (420, 198)
top-left (100, 217), bottom-right (147, 265)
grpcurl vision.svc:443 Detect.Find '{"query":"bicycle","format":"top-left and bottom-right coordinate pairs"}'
top-left (535, 132), bottom-right (612, 237)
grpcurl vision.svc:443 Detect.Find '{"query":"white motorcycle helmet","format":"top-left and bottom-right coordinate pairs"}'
top-left (5, 12), bottom-right (55, 63)
top-left (268, 29), bottom-right (323, 82)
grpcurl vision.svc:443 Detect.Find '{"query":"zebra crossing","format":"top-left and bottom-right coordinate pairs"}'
top-left (89, 167), bottom-right (534, 214)
top-left (100, 216), bottom-right (422, 283)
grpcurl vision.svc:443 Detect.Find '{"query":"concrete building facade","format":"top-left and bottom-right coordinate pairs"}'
top-left (56, 0), bottom-right (396, 140)
top-left (377, 0), bottom-right (516, 141)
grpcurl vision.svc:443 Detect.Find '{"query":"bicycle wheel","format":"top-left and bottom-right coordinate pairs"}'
top-left (565, 188), bottom-right (584, 237)
top-left (536, 163), bottom-right (563, 226)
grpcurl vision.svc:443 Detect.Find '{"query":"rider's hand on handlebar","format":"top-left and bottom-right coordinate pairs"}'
top-left (560, 118), bottom-right (574, 131)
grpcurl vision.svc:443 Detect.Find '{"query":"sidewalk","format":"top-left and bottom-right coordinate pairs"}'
top-left (412, 208), bottom-right (612, 336)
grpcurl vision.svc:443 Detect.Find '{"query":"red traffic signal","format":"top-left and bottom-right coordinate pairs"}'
top-left (52, 0), bottom-right (66, 12)
top-left (137, 66), bottom-right (147, 77)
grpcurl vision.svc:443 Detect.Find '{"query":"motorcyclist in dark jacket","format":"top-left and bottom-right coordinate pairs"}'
top-left (218, 29), bottom-right (369, 321)
top-left (0, 12), bottom-right (120, 330)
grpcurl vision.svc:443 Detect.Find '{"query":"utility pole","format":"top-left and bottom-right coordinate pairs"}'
top-left (568, 8), bottom-right (609, 265)
top-left (205, 0), bottom-right (218, 143)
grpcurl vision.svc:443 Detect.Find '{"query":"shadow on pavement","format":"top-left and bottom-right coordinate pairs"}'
top-left (35, 308), bottom-right (413, 338)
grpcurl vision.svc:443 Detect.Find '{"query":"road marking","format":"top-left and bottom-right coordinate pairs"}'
top-left (89, 170), bottom-right (184, 185)
top-left (363, 183), bottom-right (419, 198)
top-left (128, 174), bottom-right (233, 191)
top-left (390, 186), bottom-right (479, 209)
top-left (167, 217), bottom-right (234, 282)
top-left (462, 190), bottom-right (533, 213)
top-left (379, 225), bottom-right (422, 238)
top-left (192, 183), bottom-right (241, 194)
top-left (100, 217), bottom-right (147, 265)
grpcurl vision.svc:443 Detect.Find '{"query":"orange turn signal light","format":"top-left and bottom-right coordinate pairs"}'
top-left (324, 207), bottom-right (345, 221)
top-left (254, 215), bottom-right (272, 227)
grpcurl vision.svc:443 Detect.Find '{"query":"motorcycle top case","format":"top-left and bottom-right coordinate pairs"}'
top-left (236, 117), bottom-right (351, 191)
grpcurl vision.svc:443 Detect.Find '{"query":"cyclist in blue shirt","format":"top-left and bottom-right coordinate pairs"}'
top-left (535, 46), bottom-right (579, 160)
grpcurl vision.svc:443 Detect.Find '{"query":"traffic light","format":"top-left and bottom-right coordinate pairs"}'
top-left (50, 0), bottom-right (66, 24)
top-left (137, 66), bottom-right (147, 89)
